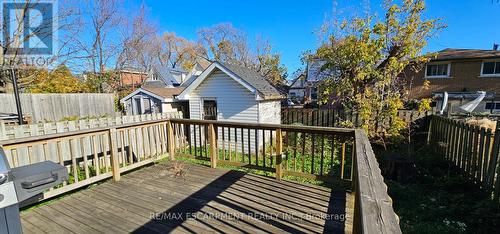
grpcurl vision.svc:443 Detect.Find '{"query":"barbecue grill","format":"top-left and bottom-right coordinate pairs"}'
top-left (0, 147), bottom-right (68, 233)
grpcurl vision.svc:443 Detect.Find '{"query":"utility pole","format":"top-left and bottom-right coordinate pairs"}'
top-left (10, 68), bottom-right (24, 125)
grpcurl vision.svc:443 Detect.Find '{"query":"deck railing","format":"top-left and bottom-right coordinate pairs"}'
top-left (0, 119), bottom-right (170, 203)
top-left (0, 118), bottom-right (401, 233)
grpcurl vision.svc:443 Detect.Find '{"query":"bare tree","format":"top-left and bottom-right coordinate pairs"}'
top-left (198, 23), bottom-right (252, 65)
top-left (159, 32), bottom-right (203, 70)
top-left (115, 4), bottom-right (158, 72)
top-left (197, 23), bottom-right (287, 85)
top-left (87, 0), bottom-right (122, 73)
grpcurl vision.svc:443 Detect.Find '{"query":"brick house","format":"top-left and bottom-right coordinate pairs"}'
top-left (405, 48), bottom-right (500, 113)
top-left (118, 69), bottom-right (149, 88)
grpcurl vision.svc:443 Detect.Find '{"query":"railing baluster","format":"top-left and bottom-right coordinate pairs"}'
top-left (92, 135), bottom-right (100, 176)
top-left (81, 137), bottom-right (89, 179)
top-left (330, 135), bottom-right (334, 174)
top-left (262, 129), bottom-right (266, 168)
top-left (120, 130), bottom-right (126, 166)
top-left (293, 131), bottom-right (298, 172)
top-left (270, 130), bottom-right (274, 166)
top-left (204, 125), bottom-right (209, 158)
top-left (340, 142), bottom-right (346, 179)
top-left (254, 128), bottom-right (258, 166)
top-left (128, 129), bottom-right (134, 163)
top-left (241, 128), bottom-right (244, 163)
top-left (301, 133), bottom-right (306, 172)
top-left (320, 134), bottom-right (325, 176)
top-left (247, 128), bottom-right (251, 164)
top-left (198, 125), bottom-right (202, 157)
top-left (69, 139), bottom-right (78, 183)
top-left (167, 121), bottom-right (175, 160)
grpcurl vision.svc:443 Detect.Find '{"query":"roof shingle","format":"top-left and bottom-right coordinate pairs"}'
top-left (142, 87), bottom-right (184, 99)
top-left (431, 48), bottom-right (500, 61)
top-left (218, 62), bottom-right (284, 99)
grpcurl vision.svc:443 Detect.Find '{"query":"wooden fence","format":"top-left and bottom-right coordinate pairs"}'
top-left (0, 93), bottom-right (118, 122)
top-left (428, 115), bottom-right (500, 202)
top-left (0, 112), bottom-right (182, 141)
top-left (0, 117), bottom-right (401, 233)
top-left (282, 108), bottom-right (430, 128)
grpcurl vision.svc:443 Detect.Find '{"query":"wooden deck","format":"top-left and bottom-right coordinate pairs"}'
top-left (20, 162), bottom-right (353, 233)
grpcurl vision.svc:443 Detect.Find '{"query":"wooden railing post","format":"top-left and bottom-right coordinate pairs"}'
top-left (167, 120), bottom-right (175, 160)
top-left (275, 128), bottom-right (283, 180)
top-left (108, 128), bottom-right (121, 181)
top-left (208, 123), bottom-right (217, 168)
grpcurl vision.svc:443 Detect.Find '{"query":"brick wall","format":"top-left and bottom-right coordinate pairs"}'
top-left (405, 60), bottom-right (500, 100)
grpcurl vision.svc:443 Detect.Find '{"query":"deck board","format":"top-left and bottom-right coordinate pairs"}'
top-left (21, 161), bottom-right (353, 234)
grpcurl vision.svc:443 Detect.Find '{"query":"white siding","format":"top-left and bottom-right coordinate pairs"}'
top-left (189, 69), bottom-right (258, 122)
top-left (258, 100), bottom-right (281, 124)
top-left (188, 99), bottom-right (201, 119)
top-left (187, 69), bottom-right (260, 153)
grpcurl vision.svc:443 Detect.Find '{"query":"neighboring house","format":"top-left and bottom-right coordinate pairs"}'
top-left (147, 63), bottom-right (185, 87)
top-left (288, 73), bottom-right (306, 104)
top-left (120, 86), bottom-right (186, 115)
top-left (177, 61), bottom-right (284, 123)
top-left (146, 60), bottom-right (210, 87)
top-left (406, 47), bottom-right (500, 113)
top-left (118, 69), bottom-right (148, 88)
top-left (181, 60), bottom-right (211, 87)
top-left (287, 59), bottom-right (333, 106)
top-left (164, 68), bottom-right (188, 86)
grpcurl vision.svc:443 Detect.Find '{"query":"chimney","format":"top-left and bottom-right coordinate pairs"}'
top-left (494, 43), bottom-right (499, 50)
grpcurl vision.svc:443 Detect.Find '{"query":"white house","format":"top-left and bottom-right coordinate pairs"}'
top-left (177, 61), bottom-right (284, 123)
top-left (177, 61), bottom-right (284, 154)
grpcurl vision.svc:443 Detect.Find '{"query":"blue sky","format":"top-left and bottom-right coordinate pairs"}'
top-left (129, 0), bottom-right (500, 76)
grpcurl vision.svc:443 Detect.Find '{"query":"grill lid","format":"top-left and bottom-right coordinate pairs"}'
top-left (0, 148), bottom-right (10, 180)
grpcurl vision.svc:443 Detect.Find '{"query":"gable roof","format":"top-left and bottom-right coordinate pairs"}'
top-left (142, 87), bottom-right (184, 99)
top-left (219, 62), bottom-right (283, 99)
top-left (181, 60), bottom-right (212, 87)
top-left (120, 87), bottom-right (184, 103)
top-left (148, 63), bottom-right (182, 86)
top-left (430, 48), bottom-right (500, 61)
top-left (289, 73), bottom-right (306, 88)
top-left (178, 61), bottom-right (284, 100)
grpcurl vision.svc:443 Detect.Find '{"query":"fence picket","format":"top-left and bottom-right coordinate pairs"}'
top-left (429, 116), bottom-right (500, 202)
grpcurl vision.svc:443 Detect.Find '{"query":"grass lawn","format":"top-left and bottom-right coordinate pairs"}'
top-left (378, 145), bottom-right (500, 233)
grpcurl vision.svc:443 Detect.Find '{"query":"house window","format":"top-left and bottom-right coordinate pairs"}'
top-left (203, 100), bottom-right (217, 120)
top-left (485, 102), bottom-right (500, 110)
top-left (311, 87), bottom-right (318, 100)
top-left (481, 61), bottom-right (500, 76)
top-left (425, 63), bottom-right (450, 77)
